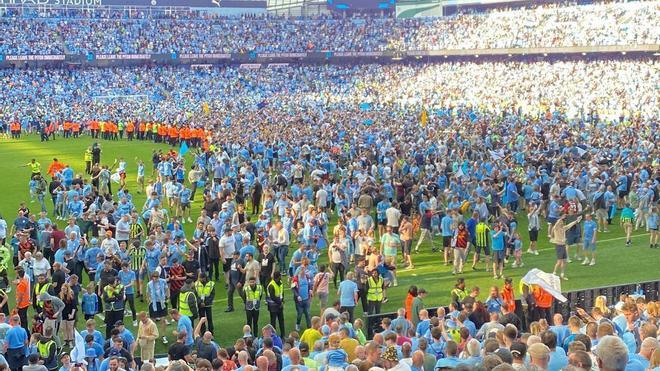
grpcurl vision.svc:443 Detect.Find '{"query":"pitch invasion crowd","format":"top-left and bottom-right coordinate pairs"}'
top-left (0, 76), bottom-right (658, 370)
top-left (0, 1), bottom-right (658, 55)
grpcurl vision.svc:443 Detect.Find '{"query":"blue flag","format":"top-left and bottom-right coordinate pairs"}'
top-left (179, 141), bottom-right (189, 157)
top-left (224, 116), bottom-right (231, 127)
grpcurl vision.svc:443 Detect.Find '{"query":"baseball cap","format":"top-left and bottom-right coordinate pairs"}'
top-left (527, 343), bottom-right (550, 359)
top-left (493, 348), bottom-right (513, 364)
top-left (114, 320), bottom-right (124, 327)
top-left (510, 342), bottom-right (527, 359)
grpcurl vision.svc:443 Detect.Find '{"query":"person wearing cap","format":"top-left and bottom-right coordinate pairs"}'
top-left (528, 342), bottom-right (551, 370)
top-left (243, 276), bottom-right (264, 333)
top-left (83, 347), bottom-right (100, 371)
top-left (194, 272), bottom-right (216, 333)
top-left (509, 341), bottom-right (527, 369)
top-left (103, 276), bottom-right (126, 339)
top-left (36, 329), bottom-right (57, 371)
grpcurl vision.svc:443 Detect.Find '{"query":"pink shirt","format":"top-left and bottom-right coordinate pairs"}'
top-left (313, 271), bottom-right (332, 294)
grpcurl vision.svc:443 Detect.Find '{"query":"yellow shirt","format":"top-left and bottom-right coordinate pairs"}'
top-left (300, 328), bottom-right (321, 350)
top-left (340, 338), bottom-right (360, 362)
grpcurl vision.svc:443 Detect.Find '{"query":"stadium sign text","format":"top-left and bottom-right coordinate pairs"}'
top-left (5, 54), bottom-right (66, 61)
top-left (0, 0), bottom-right (102, 5)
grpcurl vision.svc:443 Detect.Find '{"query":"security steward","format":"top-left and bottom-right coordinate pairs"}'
top-left (266, 271), bottom-right (285, 337)
top-left (194, 273), bottom-right (215, 333)
top-left (178, 279), bottom-right (199, 328)
top-left (37, 329), bottom-right (58, 371)
top-left (103, 277), bottom-right (125, 338)
top-left (243, 276), bottom-right (263, 332)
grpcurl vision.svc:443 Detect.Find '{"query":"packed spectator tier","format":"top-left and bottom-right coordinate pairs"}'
top-left (0, 1), bottom-right (658, 55)
top-left (2, 59), bottom-right (658, 125)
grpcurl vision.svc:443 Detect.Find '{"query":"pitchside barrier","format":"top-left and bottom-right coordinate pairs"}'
top-left (365, 280), bottom-right (660, 339)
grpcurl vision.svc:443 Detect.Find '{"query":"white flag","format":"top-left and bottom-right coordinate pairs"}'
top-left (71, 330), bottom-right (88, 365)
top-left (521, 268), bottom-right (568, 302)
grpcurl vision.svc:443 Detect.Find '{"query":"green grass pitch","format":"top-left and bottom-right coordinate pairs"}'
top-left (0, 135), bottom-right (656, 351)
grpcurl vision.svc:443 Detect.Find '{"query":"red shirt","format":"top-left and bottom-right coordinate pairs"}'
top-left (169, 265), bottom-right (186, 293)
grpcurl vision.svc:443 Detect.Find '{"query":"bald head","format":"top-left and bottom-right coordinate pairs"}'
top-left (289, 348), bottom-right (301, 364)
top-left (412, 350), bottom-right (425, 367)
top-left (255, 356), bottom-right (268, 371)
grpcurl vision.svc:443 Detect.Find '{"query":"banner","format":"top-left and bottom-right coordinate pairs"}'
top-left (521, 268), bottom-right (568, 302)
top-left (4, 54), bottom-right (65, 61)
top-left (95, 54), bottom-right (151, 60)
top-left (179, 53), bottom-right (231, 60)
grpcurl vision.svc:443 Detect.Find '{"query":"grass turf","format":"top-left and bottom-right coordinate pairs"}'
top-left (0, 134), bottom-right (657, 352)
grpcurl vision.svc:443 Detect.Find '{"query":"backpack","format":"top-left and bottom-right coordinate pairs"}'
top-left (429, 342), bottom-right (445, 360)
top-left (593, 193), bottom-right (605, 210)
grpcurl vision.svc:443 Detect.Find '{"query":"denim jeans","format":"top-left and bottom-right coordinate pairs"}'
top-left (295, 299), bottom-right (311, 329)
top-left (277, 245), bottom-right (289, 273)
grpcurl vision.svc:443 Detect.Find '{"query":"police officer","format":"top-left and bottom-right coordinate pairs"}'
top-left (177, 279), bottom-right (198, 328)
top-left (266, 271), bottom-right (285, 337)
top-left (243, 276), bottom-right (263, 332)
top-left (103, 277), bottom-right (125, 338)
top-left (195, 273), bottom-right (215, 333)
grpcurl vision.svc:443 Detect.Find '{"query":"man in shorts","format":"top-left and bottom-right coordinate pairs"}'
top-left (581, 213), bottom-right (598, 266)
top-left (490, 223), bottom-right (506, 279)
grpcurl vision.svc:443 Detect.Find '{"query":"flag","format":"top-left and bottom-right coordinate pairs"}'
top-left (224, 116), bottom-right (231, 127)
top-left (420, 108), bottom-right (428, 128)
top-left (202, 102), bottom-right (210, 114)
top-left (179, 141), bottom-right (189, 157)
top-left (520, 268), bottom-right (568, 302)
top-left (71, 330), bottom-right (88, 365)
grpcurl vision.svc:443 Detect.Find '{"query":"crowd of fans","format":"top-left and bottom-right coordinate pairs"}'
top-left (1, 59), bottom-right (658, 129)
top-left (0, 1), bottom-right (658, 55)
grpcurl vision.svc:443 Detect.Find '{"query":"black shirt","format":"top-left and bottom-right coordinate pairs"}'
top-left (499, 312), bottom-right (522, 330)
top-left (182, 260), bottom-right (201, 281)
top-left (168, 342), bottom-right (191, 361)
top-left (51, 270), bottom-right (66, 296)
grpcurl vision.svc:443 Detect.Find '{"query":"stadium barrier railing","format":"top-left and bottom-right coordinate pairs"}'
top-left (1, 44), bottom-right (658, 67)
top-left (364, 280), bottom-right (660, 339)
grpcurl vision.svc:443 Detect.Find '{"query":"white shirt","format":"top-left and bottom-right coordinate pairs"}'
top-left (219, 235), bottom-right (236, 258)
top-left (316, 188), bottom-right (328, 208)
top-left (386, 207), bottom-right (401, 227)
top-left (33, 258), bottom-right (51, 277)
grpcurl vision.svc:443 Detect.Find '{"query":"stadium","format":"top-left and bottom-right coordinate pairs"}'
top-left (0, 0), bottom-right (658, 370)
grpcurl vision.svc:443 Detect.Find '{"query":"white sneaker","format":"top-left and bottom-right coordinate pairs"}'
top-left (188, 217), bottom-right (193, 223)
top-left (133, 320), bottom-right (138, 327)
top-left (589, 259), bottom-right (596, 266)
top-left (582, 259), bottom-right (589, 265)
top-left (511, 262), bottom-right (518, 268)
top-left (561, 275), bottom-right (568, 281)
top-left (165, 319), bottom-right (171, 325)
top-left (162, 337), bottom-right (168, 344)
top-left (567, 258), bottom-right (572, 263)
top-left (533, 250), bottom-right (539, 256)
top-left (518, 262), bottom-right (524, 267)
